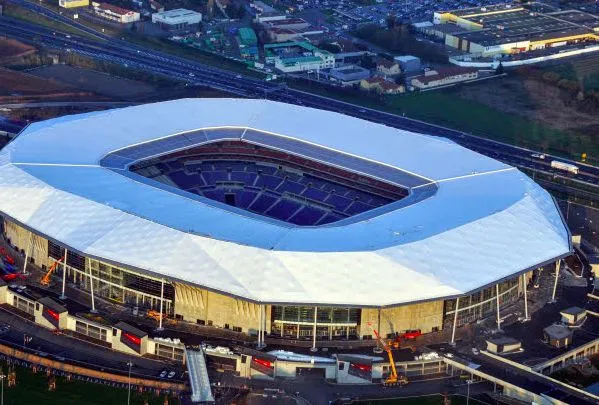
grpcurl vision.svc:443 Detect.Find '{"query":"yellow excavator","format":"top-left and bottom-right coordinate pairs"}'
top-left (41, 256), bottom-right (65, 287)
top-left (368, 322), bottom-right (408, 387)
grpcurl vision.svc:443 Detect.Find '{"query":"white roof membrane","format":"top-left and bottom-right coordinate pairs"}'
top-left (0, 99), bottom-right (571, 306)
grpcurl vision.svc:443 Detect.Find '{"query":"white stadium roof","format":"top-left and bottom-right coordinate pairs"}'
top-left (0, 98), bottom-right (571, 307)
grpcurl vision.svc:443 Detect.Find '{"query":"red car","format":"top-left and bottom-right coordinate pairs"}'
top-left (401, 330), bottom-right (422, 340)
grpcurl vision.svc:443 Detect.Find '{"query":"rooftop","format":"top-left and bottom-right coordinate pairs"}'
top-left (0, 99), bottom-right (570, 307)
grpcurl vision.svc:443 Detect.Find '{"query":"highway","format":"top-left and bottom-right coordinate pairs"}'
top-left (2, 12), bottom-right (599, 190)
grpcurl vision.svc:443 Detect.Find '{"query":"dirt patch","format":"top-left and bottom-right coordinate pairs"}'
top-left (29, 65), bottom-right (156, 99)
top-left (0, 68), bottom-right (76, 95)
top-left (0, 38), bottom-right (36, 61)
top-left (454, 75), bottom-right (599, 133)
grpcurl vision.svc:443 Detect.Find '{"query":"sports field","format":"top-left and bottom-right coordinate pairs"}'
top-left (0, 362), bottom-right (179, 405)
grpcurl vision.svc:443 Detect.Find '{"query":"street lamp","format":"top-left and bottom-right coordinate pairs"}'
top-left (126, 361), bottom-right (133, 405)
top-left (466, 379), bottom-right (473, 405)
top-left (0, 374), bottom-right (6, 405)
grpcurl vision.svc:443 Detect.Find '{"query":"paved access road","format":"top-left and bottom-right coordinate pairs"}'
top-left (0, 309), bottom-right (183, 380)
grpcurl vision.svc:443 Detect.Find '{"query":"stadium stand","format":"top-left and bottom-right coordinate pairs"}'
top-left (130, 141), bottom-right (407, 226)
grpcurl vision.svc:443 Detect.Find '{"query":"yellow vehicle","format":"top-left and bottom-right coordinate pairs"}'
top-left (41, 256), bottom-right (65, 287)
top-left (367, 322), bottom-right (408, 386)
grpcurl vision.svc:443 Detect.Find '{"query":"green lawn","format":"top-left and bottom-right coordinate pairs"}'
top-left (357, 394), bottom-right (487, 405)
top-left (0, 363), bottom-right (179, 405)
top-left (289, 80), bottom-right (597, 163)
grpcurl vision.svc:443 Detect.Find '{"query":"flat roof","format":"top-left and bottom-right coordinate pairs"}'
top-left (0, 99), bottom-right (571, 307)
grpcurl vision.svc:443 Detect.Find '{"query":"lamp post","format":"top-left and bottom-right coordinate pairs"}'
top-left (466, 379), bottom-right (473, 405)
top-left (126, 361), bottom-right (133, 405)
top-left (0, 373), bottom-right (6, 405)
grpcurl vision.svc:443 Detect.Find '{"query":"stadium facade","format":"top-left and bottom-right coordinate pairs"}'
top-left (0, 99), bottom-right (571, 343)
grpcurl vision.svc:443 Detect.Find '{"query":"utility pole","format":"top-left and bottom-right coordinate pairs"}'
top-left (0, 373), bottom-right (5, 405)
top-left (127, 361), bottom-right (133, 405)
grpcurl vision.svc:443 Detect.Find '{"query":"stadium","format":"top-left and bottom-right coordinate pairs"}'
top-left (0, 98), bottom-right (572, 343)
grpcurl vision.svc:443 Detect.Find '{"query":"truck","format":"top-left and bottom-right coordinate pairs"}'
top-left (551, 160), bottom-right (579, 175)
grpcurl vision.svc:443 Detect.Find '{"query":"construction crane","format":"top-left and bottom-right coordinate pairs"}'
top-left (367, 322), bottom-right (408, 386)
top-left (41, 256), bottom-right (65, 287)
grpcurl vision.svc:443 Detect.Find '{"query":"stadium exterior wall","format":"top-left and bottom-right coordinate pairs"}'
top-left (2, 218), bottom-right (536, 341)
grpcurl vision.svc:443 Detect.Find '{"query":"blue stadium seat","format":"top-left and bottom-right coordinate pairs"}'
top-left (345, 201), bottom-right (372, 215)
top-left (302, 187), bottom-right (328, 202)
top-left (289, 206), bottom-right (325, 226)
top-left (266, 199), bottom-right (300, 221)
top-left (277, 180), bottom-right (305, 195)
top-left (325, 194), bottom-right (352, 211)
top-left (249, 194), bottom-right (278, 213)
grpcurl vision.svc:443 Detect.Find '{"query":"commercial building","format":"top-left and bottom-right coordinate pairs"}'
top-left (264, 42), bottom-right (334, 73)
top-left (433, 3), bottom-right (599, 57)
top-left (0, 98), bottom-right (571, 347)
top-left (151, 9), bottom-right (202, 33)
top-left (92, 2), bottom-right (140, 23)
top-left (59, 0), bottom-right (90, 8)
top-left (329, 65), bottom-right (371, 85)
top-left (411, 67), bottom-right (478, 90)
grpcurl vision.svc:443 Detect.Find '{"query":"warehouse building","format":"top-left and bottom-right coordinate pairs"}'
top-left (151, 9), bottom-right (202, 33)
top-left (433, 3), bottom-right (599, 57)
top-left (411, 67), bottom-right (478, 90)
top-left (329, 65), bottom-right (371, 86)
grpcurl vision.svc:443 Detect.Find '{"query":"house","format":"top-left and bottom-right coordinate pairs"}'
top-left (360, 77), bottom-right (404, 94)
top-left (376, 59), bottom-right (401, 77)
top-left (150, 0), bottom-right (164, 12)
top-left (410, 67), bottom-right (478, 90)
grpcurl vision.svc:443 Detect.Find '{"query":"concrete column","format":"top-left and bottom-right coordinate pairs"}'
top-left (522, 273), bottom-right (529, 321)
top-left (451, 297), bottom-right (460, 345)
top-left (551, 260), bottom-right (561, 303)
top-left (296, 324), bottom-right (299, 340)
top-left (60, 250), bottom-right (68, 300)
top-left (495, 284), bottom-right (501, 331)
top-left (329, 325), bottom-right (332, 341)
top-left (311, 306), bottom-right (317, 352)
top-left (157, 279), bottom-right (164, 331)
top-left (89, 261), bottom-right (97, 313)
top-left (22, 232), bottom-right (32, 275)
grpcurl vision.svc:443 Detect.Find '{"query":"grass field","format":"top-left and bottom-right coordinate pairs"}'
top-left (290, 80), bottom-right (596, 163)
top-left (0, 362), bottom-right (179, 405)
top-left (357, 394), bottom-right (487, 405)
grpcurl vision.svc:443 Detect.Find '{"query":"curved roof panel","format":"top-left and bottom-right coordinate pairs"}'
top-left (0, 98), bottom-right (571, 306)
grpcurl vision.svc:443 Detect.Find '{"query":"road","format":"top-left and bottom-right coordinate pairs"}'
top-left (2, 11), bottom-right (599, 193)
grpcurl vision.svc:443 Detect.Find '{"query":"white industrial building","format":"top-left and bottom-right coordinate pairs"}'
top-left (151, 8), bottom-right (202, 33)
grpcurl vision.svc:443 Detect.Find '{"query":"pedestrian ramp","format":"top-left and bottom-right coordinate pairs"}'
top-left (185, 348), bottom-right (214, 403)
